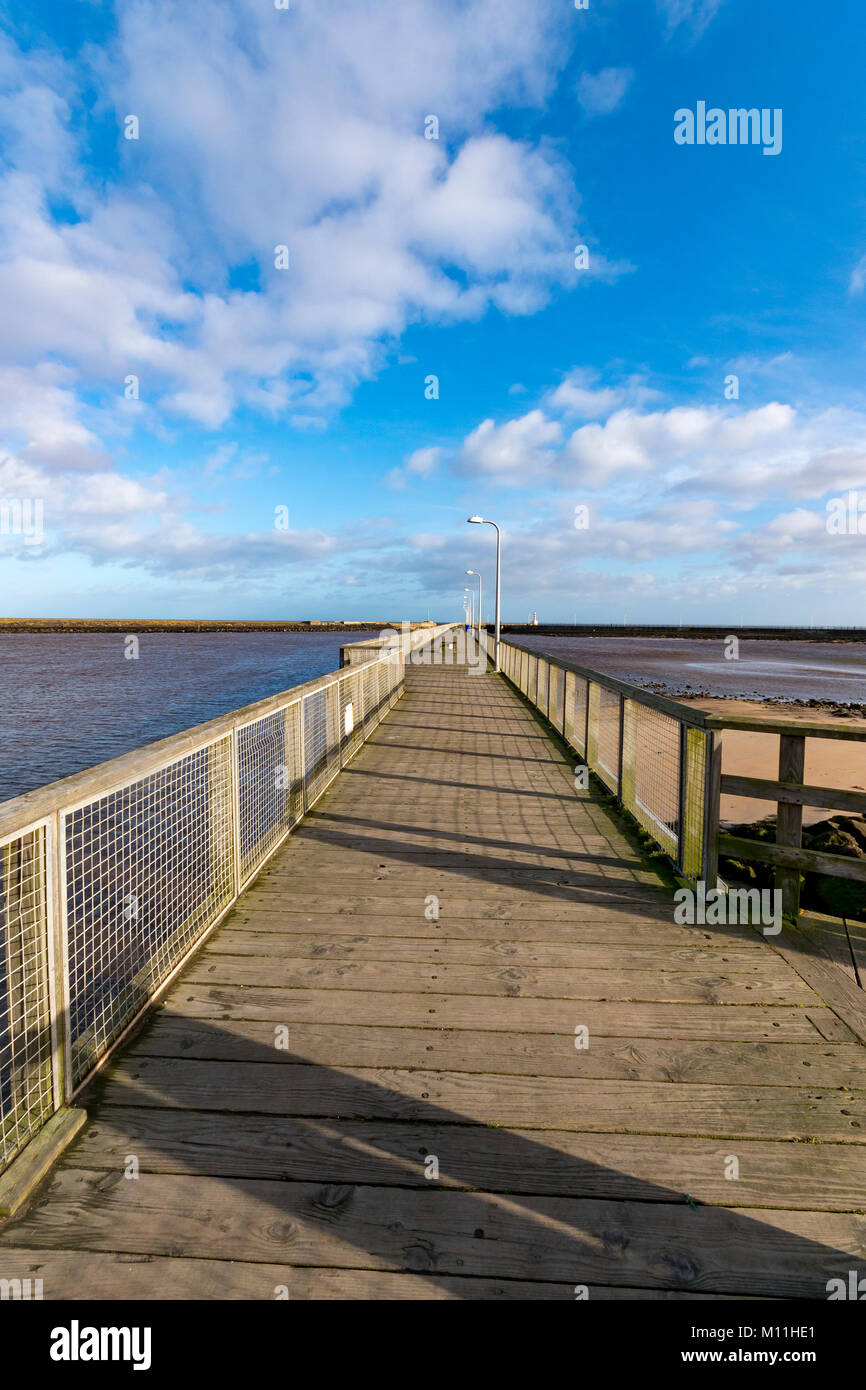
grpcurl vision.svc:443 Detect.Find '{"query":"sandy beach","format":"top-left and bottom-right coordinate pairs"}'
top-left (681, 697), bottom-right (866, 826)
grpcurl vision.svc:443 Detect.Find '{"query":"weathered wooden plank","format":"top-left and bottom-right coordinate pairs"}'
top-left (164, 984), bottom-right (830, 1040)
top-left (207, 932), bottom-right (772, 973)
top-left (127, 1016), bottom-right (866, 1087)
top-left (766, 924), bottom-right (866, 1046)
top-left (805, 1009), bottom-right (861, 1043)
top-left (96, 1058), bottom-right (866, 1141)
top-left (0, 1249), bottom-right (762, 1300)
top-left (66, 1108), bottom-right (866, 1211)
top-left (720, 774), bottom-right (866, 816)
top-left (706, 714), bottom-right (866, 740)
top-left (235, 892), bottom-right (684, 922)
top-left (800, 913), bottom-right (866, 992)
top-left (223, 907), bottom-right (759, 944)
top-left (248, 868), bottom-right (670, 896)
top-left (719, 834), bottom-right (866, 884)
top-left (2, 1170), bottom-right (859, 1297)
top-left (799, 916), bottom-right (861, 991)
top-left (282, 843), bottom-right (652, 871)
top-left (182, 953), bottom-right (817, 1005)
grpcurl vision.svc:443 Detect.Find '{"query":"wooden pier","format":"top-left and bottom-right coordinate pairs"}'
top-left (1, 657), bottom-right (865, 1299)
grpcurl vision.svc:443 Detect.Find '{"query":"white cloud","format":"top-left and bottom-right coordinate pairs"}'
top-left (386, 445), bottom-right (443, 489)
top-left (0, 0), bottom-right (589, 458)
top-left (454, 409), bottom-right (562, 480)
top-left (445, 381), bottom-right (866, 505)
top-left (576, 67), bottom-right (633, 117)
top-left (0, 365), bottom-right (110, 470)
top-left (545, 367), bottom-right (660, 419)
top-left (849, 255), bottom-right (866, 295)
top-left (565, 402), bottom-right (798, 489)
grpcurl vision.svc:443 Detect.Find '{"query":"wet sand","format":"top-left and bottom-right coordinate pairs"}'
top-left (681, 698), bottom-right (866, 826)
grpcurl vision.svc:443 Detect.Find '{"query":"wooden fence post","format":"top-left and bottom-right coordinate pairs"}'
top-left (777, 734), bottom-right (805, 921)
top-left (701, 731), bottom-right (722, 890)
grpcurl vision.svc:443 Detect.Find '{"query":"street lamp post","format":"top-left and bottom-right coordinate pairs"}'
top-left (465, 569), bottom-right (482, 645)
top-left (467, 516), bottom-right (501, 672)
top-left (463, 588), bottom-right (474, 631)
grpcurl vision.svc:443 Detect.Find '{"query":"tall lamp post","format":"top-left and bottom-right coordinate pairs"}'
top-left (467, 515), bottom-right (501, 672)
top-left (465, 569), bottom-right (482, 645)
top-left (463, 588), bottom-right (474, 631)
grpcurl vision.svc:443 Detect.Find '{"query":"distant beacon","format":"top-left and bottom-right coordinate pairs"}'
top-left (530, 611), bottom-right (539, 626)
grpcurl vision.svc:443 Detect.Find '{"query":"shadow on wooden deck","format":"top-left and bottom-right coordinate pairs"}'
top-left (1, 662), bottom-right (864, 1299)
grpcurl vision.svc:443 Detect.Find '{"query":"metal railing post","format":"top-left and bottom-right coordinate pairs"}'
top-left (47, 810), bottom-right (72, 1107)
top-left (676, 722), bottom-right (688, 871)
top-left (229, 725), bottom-right (242, 898)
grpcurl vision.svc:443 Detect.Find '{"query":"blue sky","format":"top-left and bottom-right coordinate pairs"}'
top-left (0, 0), bottom-right (864, 622)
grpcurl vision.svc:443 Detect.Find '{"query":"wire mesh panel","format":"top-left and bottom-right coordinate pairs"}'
top-left (681, 728), bottom-right (708, 881)
top-left (0, 650), bottom-right (424, 1174)
top-left (374, 659), bottom-right (388, 717)
top-left (339, 671), bottom-right (364, 763)
top-left (565, 674), bottom-right (588, 757)
top-left (536, 659), bottom-right (550, 720)
top-left (361, 664), bottom-right (380, 738)
top-left (302, 682), bottom-right (340, 807)
top-left (64, 738), bottom-right (234, 1087)
top-left (621, 701), bottom-right (679, 859)
top-left (383, 655), bottom-right (402, 711)
top-left (594, 687), bottom-right (621, 793)
top-left (237, 702), bottom-right (303, 884)
top-left (0, 825), bottom-right (54, 1170)
top-left (550, 667), bottom-right (565, 729)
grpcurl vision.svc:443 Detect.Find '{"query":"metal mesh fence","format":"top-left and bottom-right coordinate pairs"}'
top-left (495, 639), bottom-right (714, 884)
top-left (565, 673), bottom-right (588, 757)
top-left (237, 702), bottom-right (304, 885)
top-left (65, 737), bottom-right (235, 1087)
top-left (0, 640), bottom-right (427, 1177)
top-left (302, 683), bottom-right (341, 807)
top-left (537, 659), bottom-right (550, 721)
top-left (621, 701), bottom-right (679, 859)
top-left (0, 826), bottom-right (54, 1169)
top-left (386, 656), bottom-right (402, 711)
top-left (339, 670), bottom-right (364, 763)
top-left (550, 667), bottom-right (565, 731)
top-left (595, 686), bottom-right (621, 793)
top-left (362, 663), bottom-right (380, 738)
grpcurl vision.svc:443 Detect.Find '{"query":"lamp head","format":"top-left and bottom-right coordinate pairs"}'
top-left (467, 515), bottom-right (484, 524)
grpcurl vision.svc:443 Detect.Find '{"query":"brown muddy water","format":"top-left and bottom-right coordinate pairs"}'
top-left (0, 631), bottom-right (378, 803)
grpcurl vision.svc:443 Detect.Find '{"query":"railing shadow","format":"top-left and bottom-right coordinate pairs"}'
top-left (1, 1014), bottom-right (863, 1299)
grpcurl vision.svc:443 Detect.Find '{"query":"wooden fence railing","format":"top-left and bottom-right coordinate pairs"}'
top-left (706, 714), bottom-right (866, 919)
top-left (484, 635), bottom-right (866, 925)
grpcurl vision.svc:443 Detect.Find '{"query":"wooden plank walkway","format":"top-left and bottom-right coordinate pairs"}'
top-left (2, 658), bottom-right (866, 1300)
